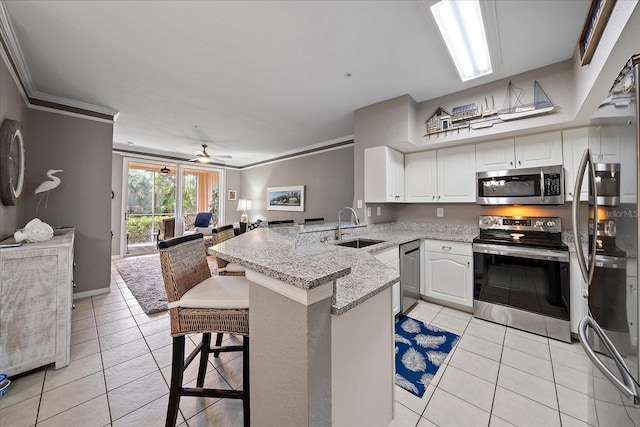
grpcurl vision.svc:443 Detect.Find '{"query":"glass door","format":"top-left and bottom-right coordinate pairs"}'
top-left (176, 164), bottom-right (224, 236)
top-left (125, 161), bottom-right (176, 254)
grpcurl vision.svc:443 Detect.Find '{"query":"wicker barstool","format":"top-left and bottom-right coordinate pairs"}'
top-left (211, 224), bottom-right (246, 276)
top-left (158, 233), bottom-right (250, 427)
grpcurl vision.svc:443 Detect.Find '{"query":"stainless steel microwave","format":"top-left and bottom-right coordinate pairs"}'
top-left (476, 165), bottom-right (564, 205)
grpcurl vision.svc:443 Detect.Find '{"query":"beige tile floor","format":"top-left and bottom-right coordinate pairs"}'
top-left (0, 263), bottom-right (615, 426)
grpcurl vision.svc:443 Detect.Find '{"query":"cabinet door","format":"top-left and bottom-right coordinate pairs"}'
top-left (405, 151), bottom-right (437, 202)
top-left (515, 131), bottom-right (563, 168)
top-left (387, 147), bottom-right (404, 201)
top-left (562, 127), bottom-right (589, 201)
top-left (364, 146), bottom-right (404, 203)
top-left (423, 251), bottom-right (472, 308)
top-left (0, 254), bottom-right (58, 374)
top-left (437, 145), bottom-right (476, 203)
top-left (475, 138), bottom-right (515, 172)
top-left (596, 126), bottom-right (624, 163)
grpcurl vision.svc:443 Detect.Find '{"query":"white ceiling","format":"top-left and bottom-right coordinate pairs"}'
top-left (3, 0), bottom-right (591, 167)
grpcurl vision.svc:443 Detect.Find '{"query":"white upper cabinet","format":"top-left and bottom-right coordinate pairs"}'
top-left (562, 127), bottom-right (589, 201)
top-left (437, 145), bottom-right (476, 203)
top-left (364, 146), bottom-right (404, 202)
top-left (475, 138), bottom-right (516, 172)
top-left (405, 151), bottom-right (437, 202)
top-left (404, 146), bottom-right (475, 203)
top-left (476, 131), bottom-right (563, 172)
top-left (514, 131), bottom-right (563, 168)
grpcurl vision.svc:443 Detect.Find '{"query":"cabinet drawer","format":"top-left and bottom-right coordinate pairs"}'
top-left (373, 246), bottom-right (398, 264)
top-left (422, 239), bottom-right (471, 256)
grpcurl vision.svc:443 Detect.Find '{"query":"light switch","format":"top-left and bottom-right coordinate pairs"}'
top-left (357, 200), bottom-right (363, 209)
top-left (377, 207), bottom-right (381, 216)
top-left (437, 208), bottom-right (444, 217)
top-left (367, 207), bottom-right (371, 217)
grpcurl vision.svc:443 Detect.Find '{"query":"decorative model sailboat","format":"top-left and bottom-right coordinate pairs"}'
top-left (470, 96), bottom-right (499, 129)
top-left (497, 80), bottom-right (556, 121)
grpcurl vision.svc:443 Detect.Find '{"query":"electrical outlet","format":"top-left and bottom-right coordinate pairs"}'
top-left (377, 207), bottom-right (381, 216)
top-left (437, 208), bottom-right (444, 217)
top-left (357, 200), bottom-right (363, 209)
top-left (367, 207), bottom-right (371, 217)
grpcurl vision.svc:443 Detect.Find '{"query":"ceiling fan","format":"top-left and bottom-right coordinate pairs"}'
top-left (189, 144), bottom-right (232, 163)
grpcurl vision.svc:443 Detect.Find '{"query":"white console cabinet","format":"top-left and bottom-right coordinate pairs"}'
top-left (422, 239), bottom-right (473, 308)
top-left (0, 230), bottom-right (75, 376)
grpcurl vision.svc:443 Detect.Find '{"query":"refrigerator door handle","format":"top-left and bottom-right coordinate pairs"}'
top-left (579, 316), bottom-right (639, 404)
top-left (572, 148), bottom-right (598, 286)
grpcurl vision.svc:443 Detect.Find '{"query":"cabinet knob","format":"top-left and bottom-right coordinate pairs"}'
top-left (432, 196), bottom-right (435, 200)
top-left (438, 195), bottom-right (441, 199)
top-left (518, 160), bottom-right (522, 165)
top-left (510, 161), bottom-right (513, 166)
top-left (442, 246), bottom-right (451, 251)
top-left (569, 192), bottom-right (573, 196)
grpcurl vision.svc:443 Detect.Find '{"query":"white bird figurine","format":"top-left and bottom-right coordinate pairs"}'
top-left (35, 169), bottom-right (63, 194)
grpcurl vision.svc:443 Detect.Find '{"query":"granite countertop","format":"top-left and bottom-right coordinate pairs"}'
top-left (209, 223), bottom-right (478, 315)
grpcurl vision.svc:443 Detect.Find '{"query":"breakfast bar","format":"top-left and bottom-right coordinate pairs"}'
top-left (209, 226), bottom-right (399, 426)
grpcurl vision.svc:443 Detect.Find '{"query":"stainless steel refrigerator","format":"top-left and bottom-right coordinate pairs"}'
top-left (573, 54), bottom-right (640, 425)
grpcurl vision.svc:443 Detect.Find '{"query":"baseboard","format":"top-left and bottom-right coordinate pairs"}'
top-left (73, 287), bottom-right (110, 300)
top-left (111, 254), bottom-right (123, 260)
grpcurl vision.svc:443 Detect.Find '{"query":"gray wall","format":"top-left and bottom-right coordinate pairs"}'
top-left (225, 167), bottom-right (241, 224)
top-left (0, 57), bottom-right (29, 239)
top-left (24, 110), bottom-right (113, 295)
top-left (239, 146), bottom-right (354, 224)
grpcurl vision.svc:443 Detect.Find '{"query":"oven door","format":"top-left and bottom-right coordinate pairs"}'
top-left (473, 243), bottom-right (570, 321)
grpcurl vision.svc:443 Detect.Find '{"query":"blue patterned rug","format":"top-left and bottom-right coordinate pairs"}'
top-left (395, 315), bottom-right (460, 397)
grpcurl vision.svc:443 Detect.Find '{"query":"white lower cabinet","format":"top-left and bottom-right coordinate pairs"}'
top-left (373, 246), bottom-right (400, 316)
top-left (421, 240), bottom-right (473, 308)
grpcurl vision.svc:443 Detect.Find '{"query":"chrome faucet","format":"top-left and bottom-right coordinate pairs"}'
top-left (336, 206), bottom-right (359, 240)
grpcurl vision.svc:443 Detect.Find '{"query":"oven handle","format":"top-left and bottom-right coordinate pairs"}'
top-left (472, 243), bottom-right (569, 262)
top-left (572, 148), bottom-right (598, 286)
top-left (578, 316), bottom-right (639, 404)
top-left (540, 170), bottom-right (545, 202)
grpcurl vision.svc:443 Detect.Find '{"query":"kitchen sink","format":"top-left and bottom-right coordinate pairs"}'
top-left (335, 238), bottom-right (385, 248)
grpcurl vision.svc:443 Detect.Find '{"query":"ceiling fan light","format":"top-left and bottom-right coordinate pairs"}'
top-left (160, 166), bottom-right (170, 175)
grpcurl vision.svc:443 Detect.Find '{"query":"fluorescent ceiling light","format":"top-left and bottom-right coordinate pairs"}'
top-left (431, 0), bottom-right (492, 82)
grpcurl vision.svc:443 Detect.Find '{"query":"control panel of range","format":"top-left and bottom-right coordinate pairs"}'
top-left (479, 215), bottom-right (562, 233)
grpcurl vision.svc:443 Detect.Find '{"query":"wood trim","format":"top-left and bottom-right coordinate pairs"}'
top-left (28, 97), bottom-right (116, 121)
top-left (579, 0), bottom-right (617, 66)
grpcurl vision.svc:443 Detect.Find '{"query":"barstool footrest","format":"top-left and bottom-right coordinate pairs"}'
top-left (180, 387), bottom-right (245, 400)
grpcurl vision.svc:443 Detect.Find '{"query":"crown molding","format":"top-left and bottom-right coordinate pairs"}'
top-left (0, 1), bottom-right (119, 122)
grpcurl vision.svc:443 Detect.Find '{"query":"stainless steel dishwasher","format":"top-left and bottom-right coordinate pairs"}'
top-left (400, 240), bottom-right (421, 314)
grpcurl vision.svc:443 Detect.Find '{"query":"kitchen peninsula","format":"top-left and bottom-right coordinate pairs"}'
top-left (209, 225), bottom-right (398, 426)
top-left (209, 223), bottom-right (478, 425)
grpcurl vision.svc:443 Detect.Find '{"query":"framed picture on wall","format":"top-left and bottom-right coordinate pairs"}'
top-left (228, 189), bottom-right (237, 201)
top-left (267, 185), bottom-right (305, 211)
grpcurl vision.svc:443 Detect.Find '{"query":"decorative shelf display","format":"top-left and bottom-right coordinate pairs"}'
top-left (424, 79), bottom-right (558, 137)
